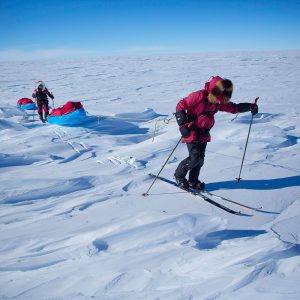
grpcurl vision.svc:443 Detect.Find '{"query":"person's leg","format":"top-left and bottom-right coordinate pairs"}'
top-left (37, 101), bottom-right (44, 121)
top-left (175, 143), bottom-right (200, 184)
top-left (188, 164), bottom-right (201, 184)
top-left (175, 156), bottom-right (189, 180)
top-left (188, 142), bottom-right (207, 183)
top-left (44, 101), bottom-right (49, 121)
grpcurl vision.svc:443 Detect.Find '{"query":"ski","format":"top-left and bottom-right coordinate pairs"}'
top-left (147, 173), bottom-right (246, 215)
top-left (201, 190), bottom-right (262, 212)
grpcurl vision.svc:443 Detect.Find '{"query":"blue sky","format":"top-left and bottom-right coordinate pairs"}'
top-left (0, 0), bottom-right (299, 60)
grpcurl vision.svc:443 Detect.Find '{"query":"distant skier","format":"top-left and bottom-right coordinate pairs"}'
top-left (32, 81), bottom-right (54, 122)
top-left (174, 76), bottom-right (258, 190)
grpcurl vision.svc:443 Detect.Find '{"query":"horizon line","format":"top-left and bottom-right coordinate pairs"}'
top-left (1, 48), bottom-right (300, 62)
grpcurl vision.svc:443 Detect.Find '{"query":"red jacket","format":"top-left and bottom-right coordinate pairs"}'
top-left (32, 88), bottom-right (53, 103)
top-left (176, 89), bottom-right (242, 143)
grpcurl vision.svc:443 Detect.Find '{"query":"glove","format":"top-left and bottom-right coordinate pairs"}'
top-left (50, 94), bottom-right (54, 100)
top-left (250, 103), bottom-right (258, 115)
top-left (175, 110), bottom-right (188, 126)
top-left (237, 103), bottom-right (258, 114)
top-left (179, 125), bottom-right (191, 138)
top-left (179, 123), bottom-right (196, 138)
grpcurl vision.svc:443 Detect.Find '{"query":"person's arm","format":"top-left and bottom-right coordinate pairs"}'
top-left (32, 89), bottom-right (37, 98)
top-left (176, 91), bottom-right (200, 112)
top-left (45, 88), bottom-right (54, 99)
top-left (175, 91), bottom-right (201, 138)
top-left (219, 101), bottom-right (258, 115)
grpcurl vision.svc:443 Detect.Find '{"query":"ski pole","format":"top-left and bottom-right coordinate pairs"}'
top-left (142, 137), bottom-right (182, 196)
top-left (236, 97), bottom-right (259, 182)
top-left (33, 100), bottom-right (37, 121)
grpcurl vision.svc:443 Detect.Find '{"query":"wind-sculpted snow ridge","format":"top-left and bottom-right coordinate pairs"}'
top-left (0, 51), bottom-right (300, 299)
top-left (0, 105), bottom-right (26, 118)
top-left (0, 153), bottom-right (44, 168)
top-left (0, 177), bottom-right (94, 204)
top-left (114, 107), bottom-right (167, 122)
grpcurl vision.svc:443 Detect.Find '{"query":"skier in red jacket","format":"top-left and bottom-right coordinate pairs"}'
top-left (32, 81), bottom-right (54, 122)
top-left (174, 76), bottom-right (258, 190)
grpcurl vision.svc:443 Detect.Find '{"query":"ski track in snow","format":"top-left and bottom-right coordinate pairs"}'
top-left (0, 51), bottom-right (300, 299)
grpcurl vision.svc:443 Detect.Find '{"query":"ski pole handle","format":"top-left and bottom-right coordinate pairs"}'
top-left (254, 97), bottom-right (259, 104)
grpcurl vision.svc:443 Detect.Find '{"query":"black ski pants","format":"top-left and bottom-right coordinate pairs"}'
top-left (175, 142), bottom-right (207, 183)
top-left (37, 99), bottom-right (49, 114)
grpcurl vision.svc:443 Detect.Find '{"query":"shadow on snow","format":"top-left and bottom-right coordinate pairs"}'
top-left (206, 175), bottom-right (300, 191)
top-left (82, 116), bottom-right (149, 135)
top-left (195, 229), bottom-right (267, 250)
top-left (22, 115), bottom-right (149, 135)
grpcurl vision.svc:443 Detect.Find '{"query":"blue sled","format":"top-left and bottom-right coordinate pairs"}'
top-left (18, 103), bottom-right (37, 110)
top-left (48, 108), bottom-right (87, 126)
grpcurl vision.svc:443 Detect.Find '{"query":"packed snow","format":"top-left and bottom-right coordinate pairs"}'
top-left (0, 51), bottom-right (300, 299)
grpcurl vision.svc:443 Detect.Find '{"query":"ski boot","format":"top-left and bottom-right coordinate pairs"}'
top-left (174, 175), bottom-right (189, 190)
top-left (189, 180), bottom-right (205, 192)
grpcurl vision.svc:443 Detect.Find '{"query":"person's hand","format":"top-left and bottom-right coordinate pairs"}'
top-left (179, 125), bottom-right (190, 138)
top-left (179, 123), bottom-right (196, 138)
top-left (250, 103), bottom-right (258, 115)
top-left (50, 94), bottom-right (54, 100)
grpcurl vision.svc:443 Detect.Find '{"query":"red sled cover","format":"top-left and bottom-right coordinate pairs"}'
top-left (50, 102), bottom-right (83, 116)
top-left (17, 98), bottom-right (34, 105)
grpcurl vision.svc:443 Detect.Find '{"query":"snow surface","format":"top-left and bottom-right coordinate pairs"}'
top-left (0, 51), bottom-right (300, 299)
